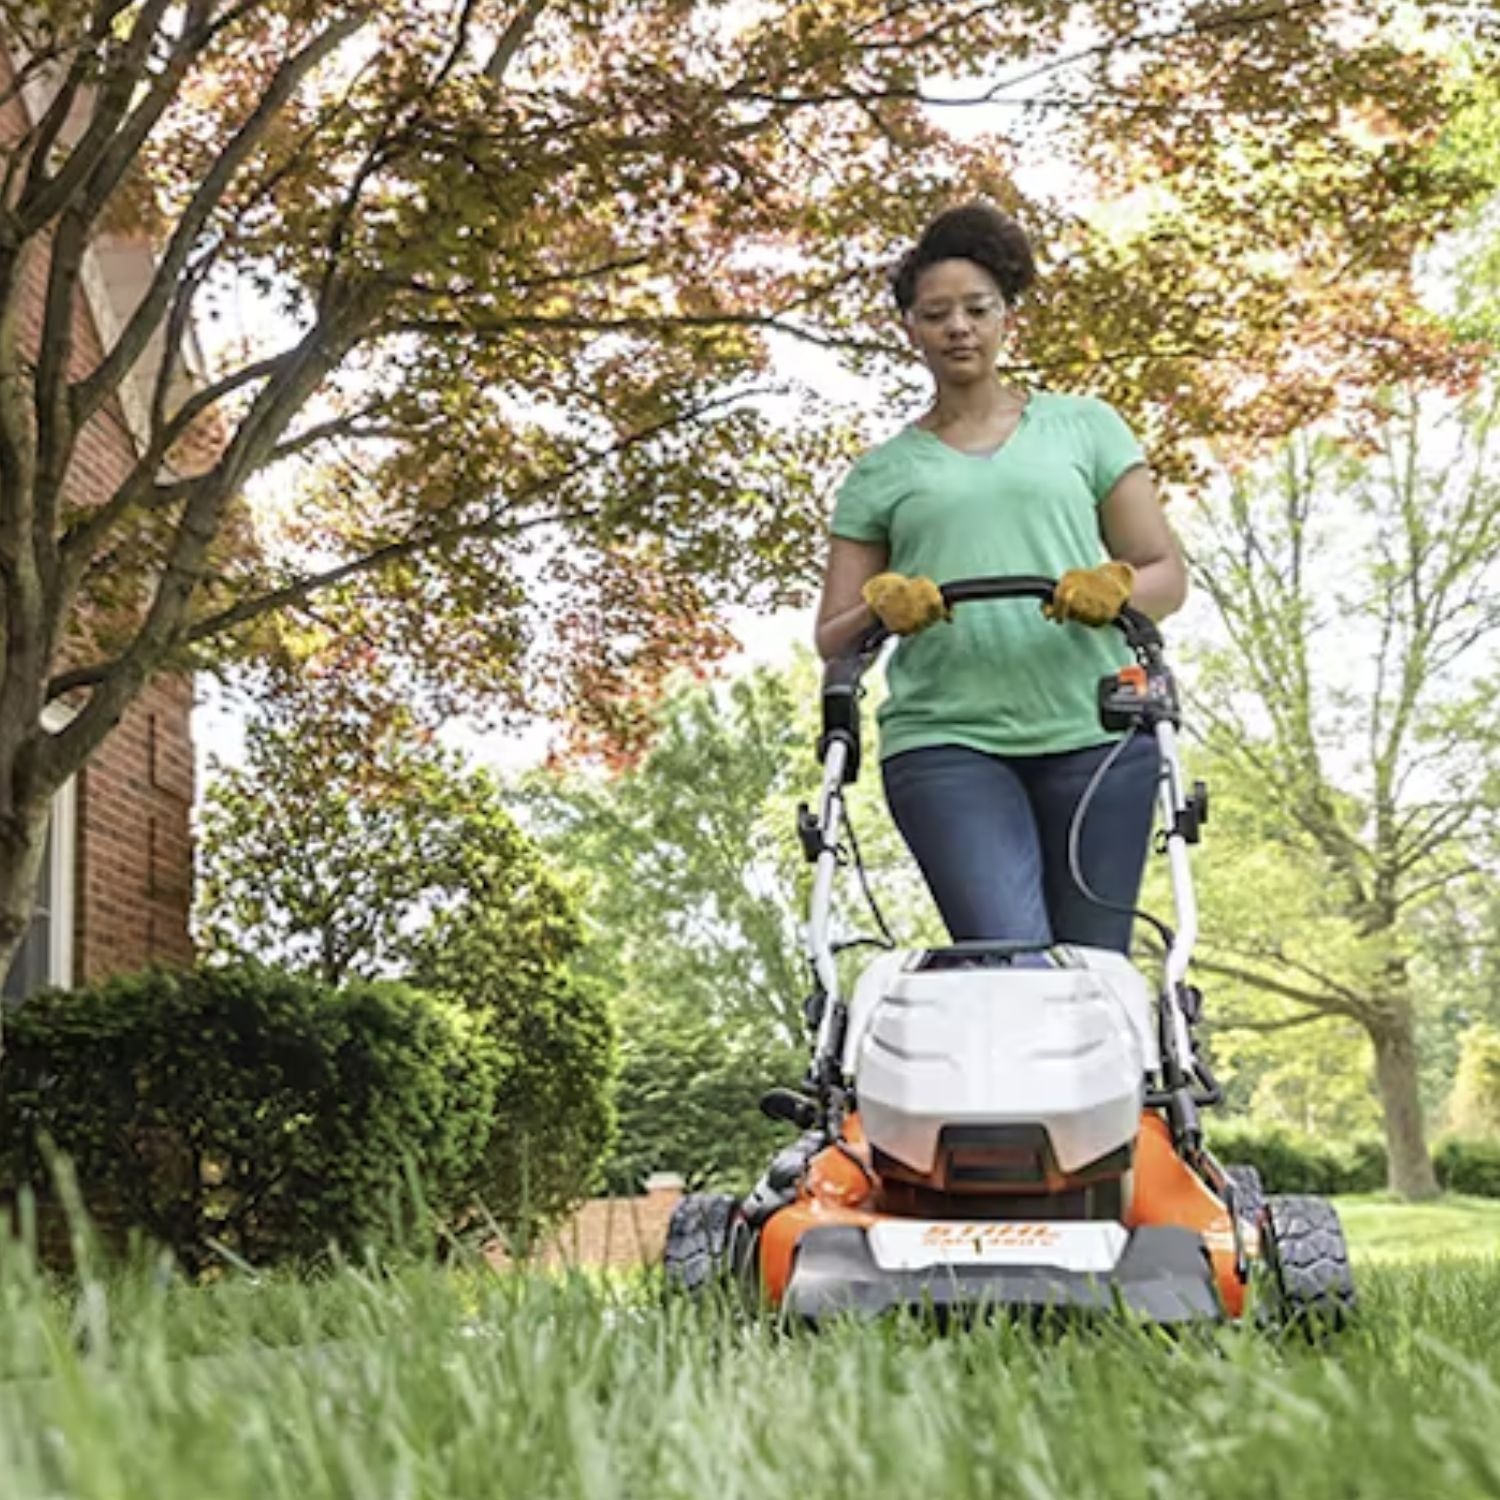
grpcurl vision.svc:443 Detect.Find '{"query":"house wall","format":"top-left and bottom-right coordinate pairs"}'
top-left (2, 44), bottom-right (196, 985)
top-left (73, 678), bottom-right (196, 980)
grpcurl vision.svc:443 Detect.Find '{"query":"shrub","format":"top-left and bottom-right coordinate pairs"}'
top-left (411, 921), bottom-right (615, 1240)
top-left (1208, 1124), bottom-right (1354, 1194)
top-left (0, 965), bottom-right (499, 1273)
top-left (1210, 1123), bottom-right (1500, 1198)
top-left (1434, 1138), bottom-right (1500, 1198)
top-left (1343, 1136), bottom-right (1390, 1194)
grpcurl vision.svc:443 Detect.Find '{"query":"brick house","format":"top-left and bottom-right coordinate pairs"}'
top-left (1, 46), bottom-right (196, 1002)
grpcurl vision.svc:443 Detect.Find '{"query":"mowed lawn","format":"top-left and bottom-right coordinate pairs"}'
top-left (1336, 1193), bottom-right (1500, 1262)
top-left (0, 1198), bottom-right (1496, 1500)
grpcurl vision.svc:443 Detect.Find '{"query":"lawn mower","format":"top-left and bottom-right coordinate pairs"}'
top-left (664, 576), bottom-right (1357, 1331)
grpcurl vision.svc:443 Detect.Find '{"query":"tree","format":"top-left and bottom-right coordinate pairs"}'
top-left (1, 2), bottom-right (1492, 989)
top-left (1447, 1023), bottom-right (1500, 1140)
top-left (1185, 377), bottom-right (1500, 1198)
top-left (198, 670), bottom-right (613, 1226)
top-left (519, 656), bottom-right (940, 1186)
top-left (200, 672), bottom-right (577, 988)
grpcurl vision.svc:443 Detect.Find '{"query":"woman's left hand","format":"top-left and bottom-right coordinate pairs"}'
top-left (1044, 561), bottom-right (1135, 627)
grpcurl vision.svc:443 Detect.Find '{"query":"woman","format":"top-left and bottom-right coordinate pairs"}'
top-left (815, 202), bottom-right (1187, 953)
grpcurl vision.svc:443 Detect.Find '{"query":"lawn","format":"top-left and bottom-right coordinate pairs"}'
top-left (1335, 1193), bottom-right (1500, 1262)
top-left (0, 1201), bottom-right (1497, 1500)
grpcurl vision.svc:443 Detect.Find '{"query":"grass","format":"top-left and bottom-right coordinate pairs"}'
top-left (1335, 1193), bottom-right (1500, 1262)
top-left (0, 1202), bottom-right (1496, 1500)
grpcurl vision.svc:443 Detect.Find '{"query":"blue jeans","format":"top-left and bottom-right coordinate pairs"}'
top-left (881, 737), bottom-right (1159, 953)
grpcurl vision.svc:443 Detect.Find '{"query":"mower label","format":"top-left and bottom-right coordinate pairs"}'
top-left (867, 1220), bottom-right (1128, 1274)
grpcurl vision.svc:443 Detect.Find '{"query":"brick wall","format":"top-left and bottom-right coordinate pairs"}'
top-left (74, 676), bottom-right (196, 980)
top-left (3, 44), bottom-right (196, 983)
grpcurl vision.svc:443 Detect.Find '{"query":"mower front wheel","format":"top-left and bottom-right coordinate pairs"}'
top-left (662, 1192), bottom-right (740, 1296)
top-left (1257, 1193), bottom-right (1357, 1339)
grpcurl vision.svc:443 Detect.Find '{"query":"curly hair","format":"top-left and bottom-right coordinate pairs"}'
top-left (891, 203), bottom-right (1037, 312)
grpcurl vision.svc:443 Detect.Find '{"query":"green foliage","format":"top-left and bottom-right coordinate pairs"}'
top-left (409, 919), bottom-right (615, 1235)
top-left (199, 686), bottom-right (578, 989)
top-left (0, 966), bottom-right (498, 1273)
top-left (1433, 48), bottom-right (1500, 342)
top-left (1446, 1022), bottom-right (1500, 1139)
top-left (1181, 378), bottom-right (1500, 1196)
top-left (198, 685), bottom-right (617, 1232)
top-left (606, 995), bottom-right (804, 1193)
top-left (517, 657), bottom-right (940, 1188)
top-left (1210, 1124), bottom-right (1388, 1196)
top-left (1211, 1122), bottom-right (1500, 1199)
top-left (1434, 1138), bottom-right (1500, 1199)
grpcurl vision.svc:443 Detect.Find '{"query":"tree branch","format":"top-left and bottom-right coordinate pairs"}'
top-left (71, 12), bottom-right (367, 434)
top-left (1215, 1009), bottom-right (1343, 1035)
top-left (46, 385), bottom-right (768, 701)
top-left (57, 352), bottom-right (293, 575)
top-left (1193, 954), bottom-right (1369, 1022)
top-left (484, 0), bottom-right (549, 86)
top-left (47, 299), bottom-right (368, 781)
top-left (17, 0), bottom-right (178, 233)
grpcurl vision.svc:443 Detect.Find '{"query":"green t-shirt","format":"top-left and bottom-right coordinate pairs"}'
top-left (831, 390), bottom-right (1147, 760)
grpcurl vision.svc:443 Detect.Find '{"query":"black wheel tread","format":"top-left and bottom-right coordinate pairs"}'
top-left (663, 1192), bottom-right (737, 1294)
top-left (1223, 1163), bottom-right (1266, 1227)
top-left (1262, 1193), bottom-right (1356, 1336)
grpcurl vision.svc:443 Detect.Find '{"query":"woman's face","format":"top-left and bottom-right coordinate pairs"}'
top-left (902, 258), bottom-right (1009, 387)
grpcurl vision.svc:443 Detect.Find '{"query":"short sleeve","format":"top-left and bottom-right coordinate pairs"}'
top-left (1085, 398), bottom-right (1148, 503)
top-left (830, 447), bottom-right (902, 543)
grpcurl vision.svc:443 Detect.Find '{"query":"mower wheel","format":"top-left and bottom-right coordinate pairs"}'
top-left (1258, 1193), bottom-right (1357, 1338)
top-left (663, 1192), bottom-right (739, 1295)
top-left (1223, 1163), bottom-right (1266, 1228)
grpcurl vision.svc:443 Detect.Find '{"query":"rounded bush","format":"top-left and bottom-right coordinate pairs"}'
top-left (0, 965), bottom-right (500, 1273)
top-left (1210, 1125), bottom-right (1499, 1199)
top-left (1434, 1138), bottom-right (1500, 1198)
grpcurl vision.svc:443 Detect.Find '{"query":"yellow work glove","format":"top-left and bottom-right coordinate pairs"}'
top-left (862, 572), bottom-right (949, 636)
top-left (1044, 560), bottom-right (1136, 627)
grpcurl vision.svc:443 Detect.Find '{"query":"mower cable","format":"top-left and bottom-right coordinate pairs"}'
top-left (841, 801), bottom-right (898, 951)
top-left (1066, 726), bottom-right (1175, 952)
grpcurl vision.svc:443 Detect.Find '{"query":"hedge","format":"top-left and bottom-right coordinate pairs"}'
top-left (1210, 1123), bottom-right (1500, 1198)
top-left (0, 965), bottom-right (501, 1273)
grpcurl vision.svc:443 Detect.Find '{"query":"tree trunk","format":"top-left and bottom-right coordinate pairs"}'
top-left (0, 796), bottom-right (51, 999)
top-left (1368, 1007), bottom-right (1441, 1200)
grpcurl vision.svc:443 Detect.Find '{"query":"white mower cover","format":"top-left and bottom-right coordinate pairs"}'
top-left (845, 948), bottom-right (1159, 1179)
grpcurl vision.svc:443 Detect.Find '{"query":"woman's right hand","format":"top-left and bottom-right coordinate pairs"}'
top-left (861, 572), bottom-right (949, 636)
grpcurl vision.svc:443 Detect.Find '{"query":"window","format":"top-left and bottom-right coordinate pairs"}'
top-left (1, 776), bottom-right (75, 1005)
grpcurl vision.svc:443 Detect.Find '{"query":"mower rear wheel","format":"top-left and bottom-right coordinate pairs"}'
top-left (1223, 1163), bottom-right (1266, 1228)
top-left (663, 1192), bottom-right (739, 1295)
top-left (1258, 1193), bottom-right (1356, 1338)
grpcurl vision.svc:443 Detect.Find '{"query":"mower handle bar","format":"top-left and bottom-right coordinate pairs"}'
top-left (819, 576), bottom-right (1163, 783)
top-left (851, 575), bottom-right (1162, 658)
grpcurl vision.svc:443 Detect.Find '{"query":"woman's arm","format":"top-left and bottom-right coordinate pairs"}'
top-left (1100, 466), bottom-right (1188, 622)
top-left (815, 536), bottom-right (889, 659)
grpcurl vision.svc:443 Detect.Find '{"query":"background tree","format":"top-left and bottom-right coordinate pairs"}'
top-left (1184, 372), bottom-right (1500, 1198)
top-left (198, 667), bottom-right (614, 1226)
top-left (1, 0), bottom-right (1492, 987)
top-left (1446, 1023), bottom-right (1500, 1141)
top-left (519, 657), bottom-right (940, 1188)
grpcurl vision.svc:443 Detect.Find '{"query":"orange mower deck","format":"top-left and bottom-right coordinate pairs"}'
top-left (758, 1111), bottom-right (1247, 1320)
